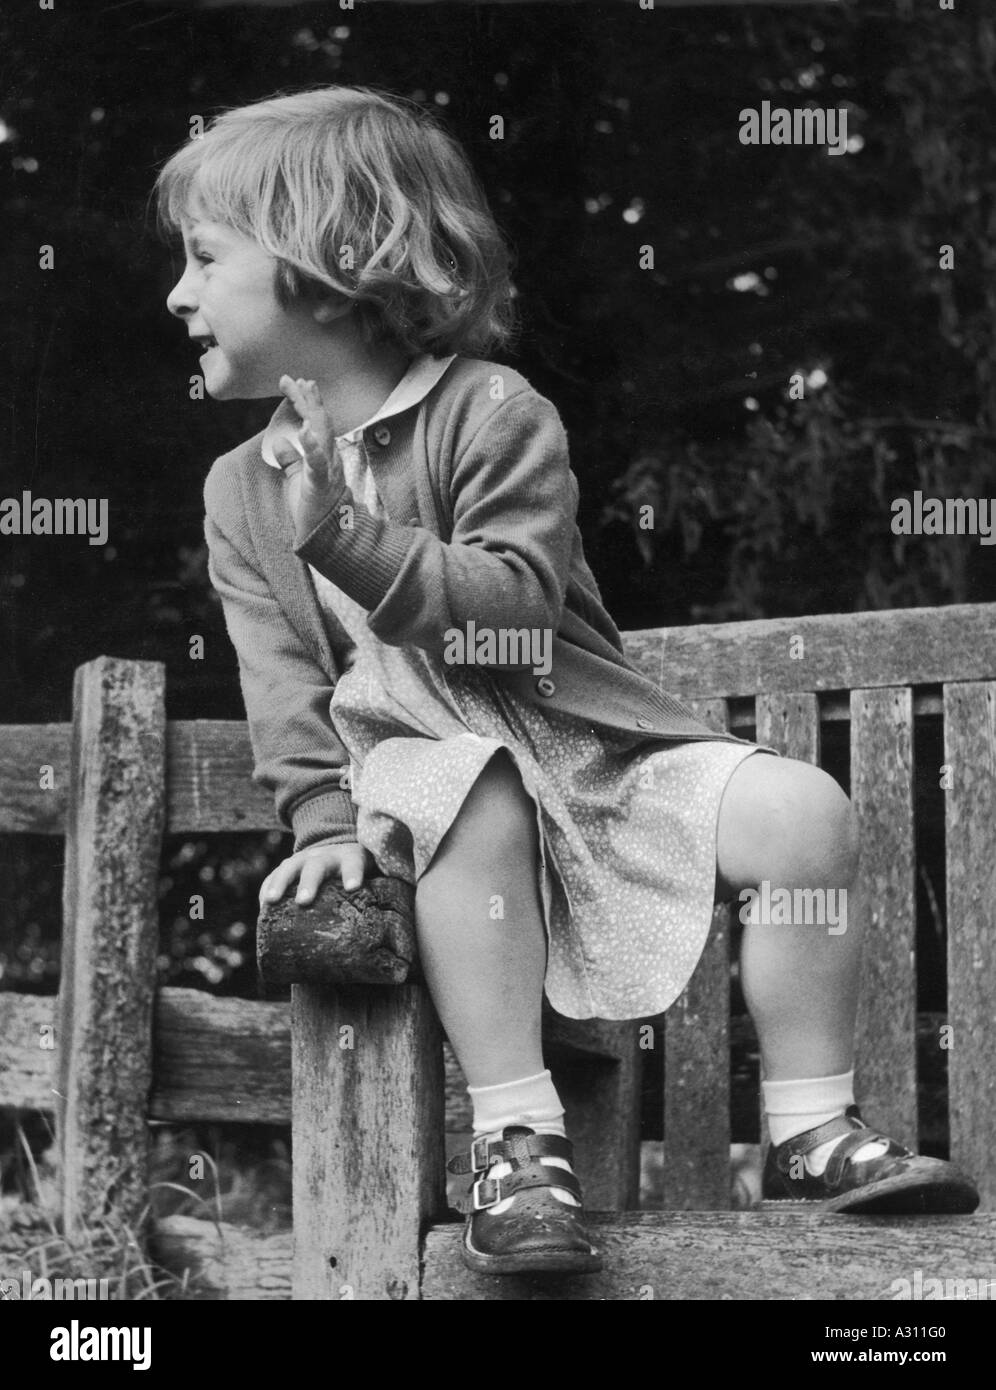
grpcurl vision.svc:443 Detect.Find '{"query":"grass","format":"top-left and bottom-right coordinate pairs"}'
top-left (0, 1115), bottom-right (292, 1301)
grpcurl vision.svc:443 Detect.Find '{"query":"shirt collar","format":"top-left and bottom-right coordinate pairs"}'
top-left (261, 353), bottom-right (457, 469)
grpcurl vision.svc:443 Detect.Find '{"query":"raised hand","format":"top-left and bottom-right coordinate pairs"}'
top-left (278, 374), bottom-right (347, 540)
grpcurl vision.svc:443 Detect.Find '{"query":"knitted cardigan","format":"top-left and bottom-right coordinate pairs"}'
top-left (203, 356), bottom-right (746, 850)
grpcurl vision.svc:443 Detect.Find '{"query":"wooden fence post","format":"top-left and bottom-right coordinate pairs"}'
top-left (292, 983), bottom-right (445, 1300)
top-left (57, 658), bottom-right (166, 1240)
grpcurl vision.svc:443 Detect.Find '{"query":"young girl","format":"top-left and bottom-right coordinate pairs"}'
top-left (157, 86), bottom-right (978, 1277)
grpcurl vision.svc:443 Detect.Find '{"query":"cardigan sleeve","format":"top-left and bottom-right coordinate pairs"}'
top-left (203, 500), bottom-right (358, 852)
top-left (293, 387), bottom-right (575, 662)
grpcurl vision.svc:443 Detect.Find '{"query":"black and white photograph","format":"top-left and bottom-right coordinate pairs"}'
top-left (1, 0), bottom-right (993, 1339)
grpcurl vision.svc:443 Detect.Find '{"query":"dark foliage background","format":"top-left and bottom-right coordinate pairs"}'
top-left (1, 2), bottom-right (993, 1022)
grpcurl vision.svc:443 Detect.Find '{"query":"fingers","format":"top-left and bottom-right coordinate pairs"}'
top-left (259, 856), bottom-right (302, 905)
top-left (278, 375), bottom-right (324, 431)
top-left (259, 844), bottom-right (374, 910)
top-left (338, 843), bottom-right (369, 892)
top-left (294, 853), bottom-right (329, 905)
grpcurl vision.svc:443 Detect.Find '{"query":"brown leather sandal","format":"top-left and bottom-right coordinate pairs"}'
top-left (448, 1126), bottom-right (604, 1275)
top-left (763, 1105), bottom-right (980, 1214)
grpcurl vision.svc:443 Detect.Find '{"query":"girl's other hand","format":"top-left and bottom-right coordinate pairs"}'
top-left (278, 375), bottom-right (347, 539)
top-left (259, 841), bottom-right (377, 906)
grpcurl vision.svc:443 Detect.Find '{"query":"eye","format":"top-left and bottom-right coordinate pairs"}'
top-left (193, 251), bottom-right (214, 266)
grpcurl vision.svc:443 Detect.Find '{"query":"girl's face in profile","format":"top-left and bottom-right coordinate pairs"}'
top-left (166, 215), bottom-right (325, 400)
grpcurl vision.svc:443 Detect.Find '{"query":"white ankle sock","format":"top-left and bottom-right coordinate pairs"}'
top-left (467, 1069), bottom-right (578, 1211)
top-left (762, 1070), bottom-right (888, 1175)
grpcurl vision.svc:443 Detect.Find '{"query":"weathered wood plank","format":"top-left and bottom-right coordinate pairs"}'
top-left (0, 691), bottom-right (957, 836)
top-left (755, 693), bottom-right (821, 767)
top-left (661, 698), bottom-right (731, 1209)
top-left (0, 720), bottom-right (276, 836)
top-left (0, 725), bottom-right (70, 833)
top-left (544, 1017), bottom-right (642, 1211)
top-left (625, 603), bottom-right (996, 703)
top-left (165, 721), bottom-right (278, 833)
top-left (291, 983), bottom-right (445, 1300)
top-left (257, 876), bottom-right (417, 990)
top-left (0, 990), bottom-right (953, 1145)
top-left (152, 1209), bottom-right (996, 1304)
top-left (57, 658), bottom-right (166, 1238)
top-left (151, 1216), bottom-right (292, 1301)
top-left (151, 989), bottom-right (291, 1124)
top-left (422, 1211), bottom-right (996, 1301)
top-left (943, 681), bottom-right (996, 1210)
top-left (0, 992), bottom-right (56, 1110)
top-left (850, 688), bottom-right (917, 1149)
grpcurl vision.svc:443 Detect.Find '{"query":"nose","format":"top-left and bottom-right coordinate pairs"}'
top-left (166, 264), bottom-right (197, 319)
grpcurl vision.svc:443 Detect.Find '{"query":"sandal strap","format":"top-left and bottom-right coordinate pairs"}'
top-left (776, 1105), bottom-right (869, 1160)
top-left (455, 1164), bottom-right (584, 1214)
top-left (823, 1127), bottom-right (910, 1187)
top-left (447, 1130), bottom-right (575, 1175)
top-left (775, 1104), bottom-right (912, 1177)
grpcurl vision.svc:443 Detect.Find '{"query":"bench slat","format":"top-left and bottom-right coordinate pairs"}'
top-left (422, 1211), bottom-right (996, 1302)
top-left (943, 681), bottom-right (996, 1209)
top-left (850, 688), bottom-right (917, 1148)
top-left (166, 722), bottom-right (280, 833)
top-left (0, 721), bottom-right (279, 837)
top-left (661, 698), bottom-right (731, 1209)
top-left (625, 602), bottom-right (996, 702)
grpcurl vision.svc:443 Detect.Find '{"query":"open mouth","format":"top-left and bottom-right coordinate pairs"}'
top-left (193, 335), bottom-right (218, 352)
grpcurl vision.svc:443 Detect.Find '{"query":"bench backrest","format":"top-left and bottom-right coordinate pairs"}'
top-left (1, 601), bottom-right (993, 1233)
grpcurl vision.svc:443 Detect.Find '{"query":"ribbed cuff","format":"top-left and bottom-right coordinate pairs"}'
top-left (289, 788), bottom-right (358, 852)
top-left (294, 495), bottom-right (413, 617)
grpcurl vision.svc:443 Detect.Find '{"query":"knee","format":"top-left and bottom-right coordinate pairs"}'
top-left (776, 761), bottom-right (859, 884)
top-left (719, 754), bottom-right (859, 891)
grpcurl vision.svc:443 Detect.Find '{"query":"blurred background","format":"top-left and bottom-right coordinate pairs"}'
top-left (1, 0), bottom-right (994, 1217)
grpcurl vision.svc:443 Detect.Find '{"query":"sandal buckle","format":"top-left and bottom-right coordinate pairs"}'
top-left (470, 1136), bottom-right (492, 1174)
top-left (472, 1174), bottom-right (502, 1211)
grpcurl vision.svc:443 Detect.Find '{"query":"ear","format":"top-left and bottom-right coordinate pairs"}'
top-left (311, 295), bottom-right (352, 326)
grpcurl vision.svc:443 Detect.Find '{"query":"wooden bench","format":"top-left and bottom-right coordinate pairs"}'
top-left (1, 600), bottom-right (993, 1299)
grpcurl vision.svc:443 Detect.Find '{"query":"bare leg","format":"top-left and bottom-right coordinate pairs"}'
top-left (414, 748), bottom-right (548, 1088)
top-left (714, 753), bottom-right (863, 1080)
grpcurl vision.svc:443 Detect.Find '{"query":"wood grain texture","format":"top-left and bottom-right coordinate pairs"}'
top-left (165, 721), bottom-right (278, 833)
top-left (943, 681), bottom-right (996, 1210)
top-left (151, 1209), bottom-right (996, 1303)
top-left (0, 992), bottom-right (56, 1110)
top-left (151, 988), bottom-right (291, 1124)
top-left (422, 1211), bottom-right (996, 1301)
top-left (755, 692), bottom-right (821, 766)
top-left (151, 1216), bottom-right (292, 1301)
top-left (0, 724), bottom-right (70, 832)
top-left (291, 983), bottom-right (445, 1300)
top-left (545, 1019), bottom-right (642, 1211)
top-left (257, 876), bottom-right (417, 990)
top-left (56, 658), bottom-right (166, 1238)
top-left (661, 698), bottom-right (731, 1209)
top-left (0, 992), bottom-right (953, 1145)
top-left (625, 603), bottom-right (996, 702)
top-left (850, 688), bottom-right (917, 1149)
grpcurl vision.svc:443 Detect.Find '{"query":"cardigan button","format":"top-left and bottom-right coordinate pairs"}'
top-left (536, 677), bottom-right (556, 697)
top-left (636, 717), bottom-right (653, 730)
top-left (372, 426), bottom-right (391, 447)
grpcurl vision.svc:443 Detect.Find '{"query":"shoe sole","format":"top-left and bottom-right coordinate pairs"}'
top-left (462, 1231), bottom-right (604, 1276)
top-left (766, 1170), bottom-right (980, 1215)
top-left (462, 1250), bottom-right (605, 1276)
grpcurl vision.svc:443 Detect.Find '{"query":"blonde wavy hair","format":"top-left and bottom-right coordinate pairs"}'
top-left (155, 85), bottom-right (515, 356)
